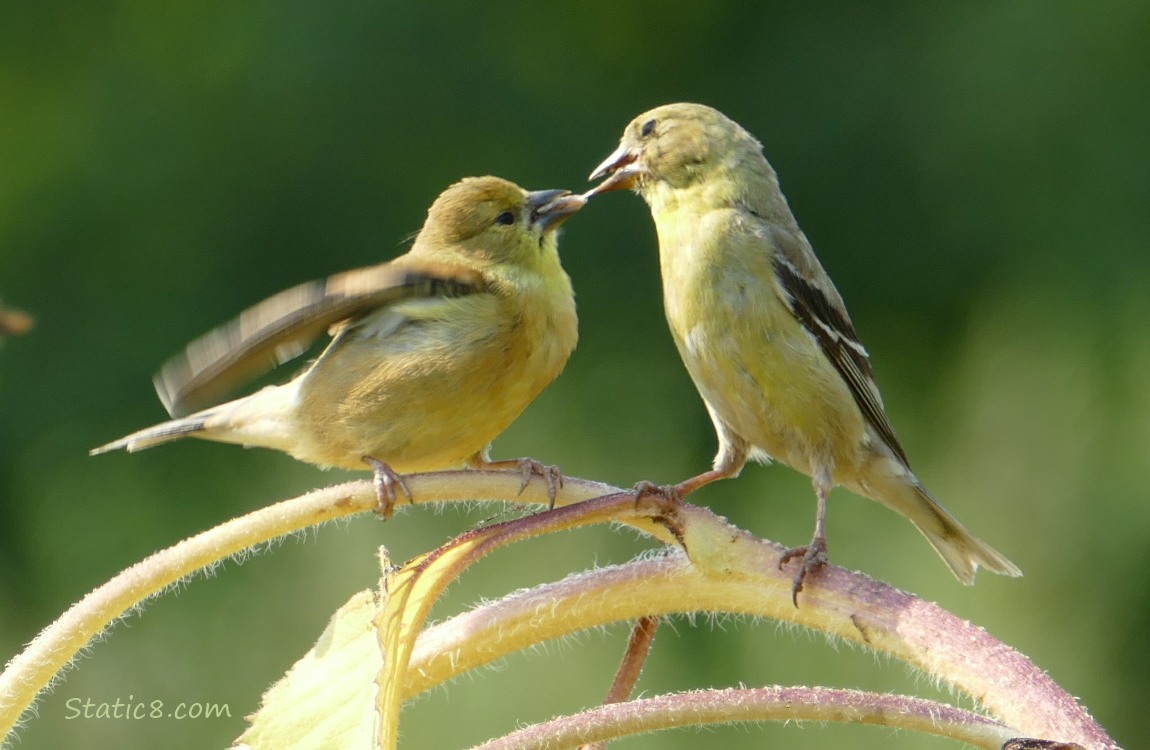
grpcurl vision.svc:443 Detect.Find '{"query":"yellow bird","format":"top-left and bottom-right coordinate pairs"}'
top-left (590, 103), bottom-right (1020, 596)
top-left (93, 176), bottom-right (584, 514)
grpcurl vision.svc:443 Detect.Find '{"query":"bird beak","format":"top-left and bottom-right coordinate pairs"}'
top-left (527, 189), bottom-right (586, 234)
top-left (588, 142), bottom-right (643, 194)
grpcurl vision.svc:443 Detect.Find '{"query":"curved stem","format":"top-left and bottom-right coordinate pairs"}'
top-left (465, 687), bottom-right (1018, 750)
top-left (0, 472), bottom-right (1118, 749)
top-left (0, 471), bottom-right (614, 743)
top-left (404, 499), bottom-right (1116, 747)
top-left (376, 492), bottom-right (679, 749)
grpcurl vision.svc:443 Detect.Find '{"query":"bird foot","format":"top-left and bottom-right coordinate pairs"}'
top-left (630, 480), bottom-right (684, 509)
top-left (517, 458), bottom-right (564, 509)
top-left (481, 457), bottom-right (564, 509)
top-left (363, 456), bottom-right (412, 519)
top-left (627, 481), bottom-right (689, 551)
top-left (779, 537), bottom-right (828, 606)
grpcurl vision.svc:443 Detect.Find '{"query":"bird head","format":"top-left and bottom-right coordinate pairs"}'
top-left (588, 103), bottom-right (763, 195)
top-left (418, 176), bottom-right (585, 265)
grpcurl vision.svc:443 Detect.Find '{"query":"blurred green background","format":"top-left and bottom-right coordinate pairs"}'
top-left (2, 1), bottom-right (1147, 747)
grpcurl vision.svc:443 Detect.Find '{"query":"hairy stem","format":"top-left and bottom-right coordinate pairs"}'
top-left (0, 471), bottom-right (612, 744)
top-left (403, 498), bottom-right (1115, 748)
top-left (376, 492), bottom-right (680, 749)
top-left (466, 687), bottom-right (1018, 750)
top-left (0, 472), bottom-right (1118, 749)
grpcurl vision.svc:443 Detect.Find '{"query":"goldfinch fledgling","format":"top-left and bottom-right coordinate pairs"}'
top-left (93, 176), bottom-right (584, 513)
top-left (590, 103), bottom-right (1020, 596)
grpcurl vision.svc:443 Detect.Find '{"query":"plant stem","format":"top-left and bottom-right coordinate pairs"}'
top-left (0, 471), bottom-right (611, 744)
top-left (466, 686), bottom-right (1018, 750)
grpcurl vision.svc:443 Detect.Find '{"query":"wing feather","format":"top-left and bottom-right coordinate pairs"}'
top-left (768, 235), bottom-right (910, 467)
top-left (154, 260), bottom-right (485, 416)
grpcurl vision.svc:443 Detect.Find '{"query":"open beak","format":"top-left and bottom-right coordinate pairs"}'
top-left (527, 189), bottom-right (586, 234)
top-left (587, 142), bottom-right (643, 194)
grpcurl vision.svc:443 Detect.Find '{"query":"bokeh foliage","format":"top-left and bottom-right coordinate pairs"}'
top-left (1, 1), bottom-right (1147, 747)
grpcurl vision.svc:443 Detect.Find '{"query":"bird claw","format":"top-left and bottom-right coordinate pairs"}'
top-left (629, 481), bottom-right (689, 552)
top-left (630, 480), bottom-right (683, 510)
top-left (779, 538), bottom-right (828, 607)
top-left (510, 458), bottom-right (564, 509)
top-left (363, 456), bottom-right (412, 519)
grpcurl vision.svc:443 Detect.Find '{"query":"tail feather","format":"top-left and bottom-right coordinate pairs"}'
top-left (90, 414), bottom-right (209, 455)
top-left (91, 384), bottom-right (300, 459)
top-left (860, 462), bottom-right (1022, 584)
top-left (904, 482), bottom-right (1022, 584)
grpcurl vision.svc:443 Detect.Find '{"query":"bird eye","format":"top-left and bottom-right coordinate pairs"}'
top-left (495, 211), bottom-right (515, 226)
top-left (640, 119), bottom-right (657, 137)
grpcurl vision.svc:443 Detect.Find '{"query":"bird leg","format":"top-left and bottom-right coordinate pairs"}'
top-left (631, 467), bottom-right (724, 507)
top-left (779, 477), bottom-right (831, 606)
top-left (631, 438), bottom-right (747, 507)
top-left (363, 456), bottom-right (413, 519)
top-left (475, 457), bottom-right (564, 509)
top-left (675, 466), bottom-right (739, 496)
